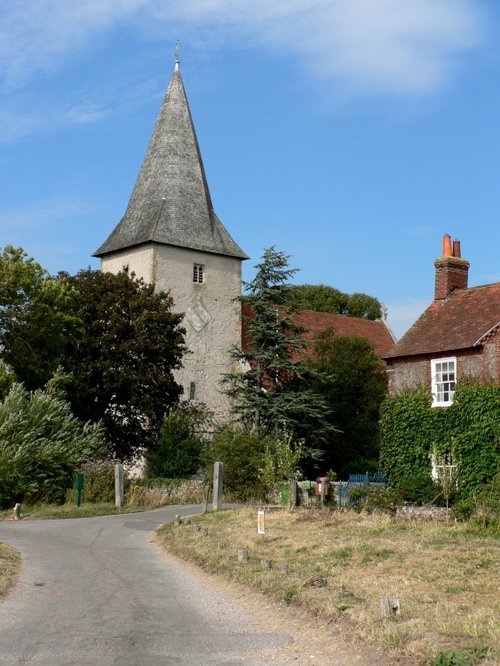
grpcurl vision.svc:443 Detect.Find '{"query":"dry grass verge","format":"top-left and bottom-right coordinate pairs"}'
top-left (157, 508), bottom-right (499, 665)
top-left (0, 542), bottom-right (21, 599)
top-left (0, 502), bottom-right (151, 521)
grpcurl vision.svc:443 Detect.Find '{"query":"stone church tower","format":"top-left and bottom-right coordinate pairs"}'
top-left (94, 59), bottom-right (248, 419)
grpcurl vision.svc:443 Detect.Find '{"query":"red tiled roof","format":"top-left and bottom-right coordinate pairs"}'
top-left (385, 283), bottom-right (500, 359)
top-left (242, 303), bottom-right (396, 358)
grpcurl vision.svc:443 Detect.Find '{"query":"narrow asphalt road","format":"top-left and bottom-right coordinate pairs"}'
top-left (0, 506), bottom-right (293, 665)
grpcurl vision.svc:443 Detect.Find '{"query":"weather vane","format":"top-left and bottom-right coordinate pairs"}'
top-left (175, 40), bottom-right (181, 66)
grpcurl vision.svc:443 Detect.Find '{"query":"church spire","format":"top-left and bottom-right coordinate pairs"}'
top-left (94, 58), bottom-right (247, 260)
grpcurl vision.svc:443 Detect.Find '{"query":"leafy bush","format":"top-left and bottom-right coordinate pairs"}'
top-left (0, 378), bottom-right (105, 507)
top-left (79, 460), bottom-right (118, 503)
top-left (397, 472), bottom-right (443, 506)
top-left (260, 428), bottom-right (304, 498)
top-left (201, 426), bottom-right (269, 500)
top-left (346, 485), bottom-right (402, 514)
top-left (451, 497), bottom-right (476, 522)
top-left (147, 403), bottom-right (209, 478)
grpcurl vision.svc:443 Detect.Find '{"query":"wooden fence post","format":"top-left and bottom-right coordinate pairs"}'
top-left (203, 485), bottom-right (210, 513)
top-left (114, 463), bottom-right (124, 508)
top-left (213, 461), bottom-right (224, 511)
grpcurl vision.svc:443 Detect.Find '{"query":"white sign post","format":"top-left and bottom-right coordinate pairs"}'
top-left (257, 509), bottom-right (266, 536)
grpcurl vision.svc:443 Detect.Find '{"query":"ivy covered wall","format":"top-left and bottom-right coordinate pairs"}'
top-left (379, 381), bottom-right (500, 498)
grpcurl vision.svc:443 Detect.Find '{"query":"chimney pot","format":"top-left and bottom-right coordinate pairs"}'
top-left (442, 234), bottom-right (452, 257)
top-left (452, 239), bottom-right (461, 258)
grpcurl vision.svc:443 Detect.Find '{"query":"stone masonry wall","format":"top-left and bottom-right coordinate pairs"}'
top-left (102, 245), bottom-right (243, 421)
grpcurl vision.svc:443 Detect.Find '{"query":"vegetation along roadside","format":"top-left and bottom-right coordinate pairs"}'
top-left (157, 508), bottom-right (499, 665)
top-left (0, 542), bottom-right (21, 599)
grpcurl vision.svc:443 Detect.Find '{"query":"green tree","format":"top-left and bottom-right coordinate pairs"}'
top-left (346, 292), bottom-right (383, 320)
top-left (301, 331), bottom-right (388, 478)
top-left (225, 247), bottom-right (334, 446)
top-left (0, 246), bottom-right (81, 390)
top-left (0, 373), bottom-right (105, 508)
top-left (147, 403), bottom-right (210, 478)
top-left (284, 284), bottom-right (383, 320)
top-left (62, 269), bottom-right (186, 461)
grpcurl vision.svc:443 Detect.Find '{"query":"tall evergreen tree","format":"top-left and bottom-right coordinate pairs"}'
top-left (225, 247), bottom-right (334, 446)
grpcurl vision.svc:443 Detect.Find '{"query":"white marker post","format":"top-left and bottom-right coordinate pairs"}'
top-left (257, 509), bottom-right (266, 537)
top-left (213, 461), bottom-right (224, 511)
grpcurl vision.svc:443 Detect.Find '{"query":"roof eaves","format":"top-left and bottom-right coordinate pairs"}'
top-left (473, 321), bottom-right (500, 346)
top-left (94, 238), bottom-right (248, 261)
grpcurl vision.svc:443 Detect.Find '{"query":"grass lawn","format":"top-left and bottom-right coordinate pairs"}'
top-left (157, 508), bottom-right (499, 665)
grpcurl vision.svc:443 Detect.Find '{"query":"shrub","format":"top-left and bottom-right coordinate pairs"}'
top-left (397, 472), bottom-right (443, 506)
top-left (346, 485), bottom-right (402, 514)
top-left (147, 403), bottom-right (209, 479)
top-left (79, 460), bottom-right (118, 503)
top-left (259, 428), bottom-right (304, 500)
top-left (0, 378), bottom-right (105, 507)
top-left (201, 426), bottom-right (269, 501)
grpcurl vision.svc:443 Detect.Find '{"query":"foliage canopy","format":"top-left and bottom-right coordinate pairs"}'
top-left (147, 403), bottom-right (210, 479)
top-left (62, 269), bottom-right (186, 461)
top-left (224, 247), bottom-right (334, 448)
top-left (300, 331), bottom-right (388, 478)
top-left (283, 284), bottom-right (383, 320)
top-left (0, 373), bottom-right (105, 508)
top-left (0, 245), bottom-right (81, 392)
top-left (379, 381), bottom-right (500, 498)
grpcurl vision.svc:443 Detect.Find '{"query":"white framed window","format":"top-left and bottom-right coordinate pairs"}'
top-left (193, 264), bottom-right (204, 284)
top-left (431, 357), bottom-right (456, 407)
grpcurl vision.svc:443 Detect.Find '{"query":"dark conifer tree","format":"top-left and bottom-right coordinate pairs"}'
top-left (225, 247), bottom-right (334, 448)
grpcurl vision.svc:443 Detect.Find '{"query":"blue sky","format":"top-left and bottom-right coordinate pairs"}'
top-left (1, 0), bottom-right (499, 338)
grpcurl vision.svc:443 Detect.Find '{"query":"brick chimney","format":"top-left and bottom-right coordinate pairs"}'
top-left (434, 234), bottom-right (469, 300)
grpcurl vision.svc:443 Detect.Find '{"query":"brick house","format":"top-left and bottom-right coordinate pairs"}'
top-left (385, 235), bottom-right (500, 405)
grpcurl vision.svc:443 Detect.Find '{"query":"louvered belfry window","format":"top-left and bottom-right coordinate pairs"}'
top-left (193, 264), bottom-right (204, 283)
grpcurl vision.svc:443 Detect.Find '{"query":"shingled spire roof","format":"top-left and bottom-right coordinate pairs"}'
top-left (94, 60), bottom-right (247, 260)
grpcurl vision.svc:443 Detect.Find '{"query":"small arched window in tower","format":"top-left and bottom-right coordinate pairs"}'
top-left (193, 263), bottom-right (204, 284)
top-left (189, 382), bottom-right (196, 401)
